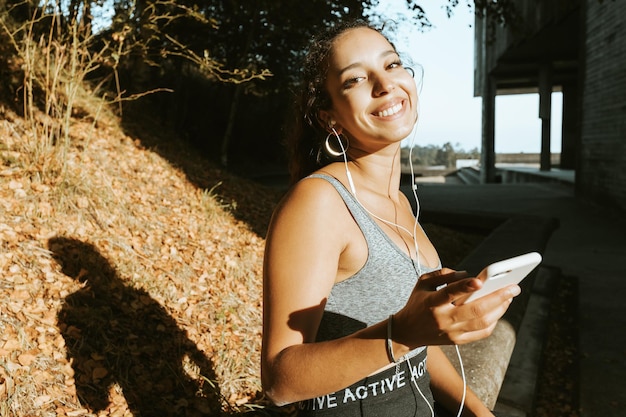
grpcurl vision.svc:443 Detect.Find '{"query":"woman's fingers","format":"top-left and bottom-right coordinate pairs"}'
top-left (445, 284), bottom-right (521, 342)
top-left (429, 277), bottom-right (483, 307)
top-left (417, 268), bottom-right (468, 292)
top-left (432, 282), bottom-right (521, 343)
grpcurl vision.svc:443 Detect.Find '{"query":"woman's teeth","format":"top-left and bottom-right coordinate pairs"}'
top-left (377, 103), bottom-right (402, 117)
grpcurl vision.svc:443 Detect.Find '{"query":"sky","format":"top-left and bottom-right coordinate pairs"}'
top-left (373, 1), bottom-right (563, 154)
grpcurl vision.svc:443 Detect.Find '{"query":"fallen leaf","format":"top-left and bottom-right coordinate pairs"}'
top-left (34, 394), bottom-right (51, 407)
top-left (18, 353), bottom-right (36, 366)
top-left (3, 339), bottom-right (20, 351)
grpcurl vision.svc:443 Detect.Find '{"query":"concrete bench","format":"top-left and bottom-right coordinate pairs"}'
top-left (424, 212), bottom-right (559, 410)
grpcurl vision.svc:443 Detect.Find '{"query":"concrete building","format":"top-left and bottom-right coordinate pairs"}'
top-left (474, 0), bottom-right (626, 212)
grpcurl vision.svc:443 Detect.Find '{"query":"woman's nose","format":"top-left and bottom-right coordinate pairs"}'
top-left (372, 73), bottom-right (395, 96)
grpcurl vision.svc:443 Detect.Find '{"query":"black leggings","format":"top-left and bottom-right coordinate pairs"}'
top-left (297, 349), bottom-right (436, 417)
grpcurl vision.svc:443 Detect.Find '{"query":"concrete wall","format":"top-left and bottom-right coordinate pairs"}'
top-left (580, 0), bottom-right (626, 211)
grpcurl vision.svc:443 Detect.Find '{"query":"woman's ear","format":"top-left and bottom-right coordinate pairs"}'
top-left (318, 110), bottom-right (336, 132)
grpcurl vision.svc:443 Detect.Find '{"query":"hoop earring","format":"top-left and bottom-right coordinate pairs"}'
top-left (324, 128), bottom-right (349, 157)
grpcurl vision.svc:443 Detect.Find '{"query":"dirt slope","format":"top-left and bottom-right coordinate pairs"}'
top-left (0, 104), bottom-right (282, 416)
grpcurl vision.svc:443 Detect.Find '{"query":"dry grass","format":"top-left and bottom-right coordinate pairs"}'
top-left (0, 99), bottom-right (285, 416)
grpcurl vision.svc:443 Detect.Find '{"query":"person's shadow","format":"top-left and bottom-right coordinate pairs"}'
top-left (49, 237), bottom-right (228, 416)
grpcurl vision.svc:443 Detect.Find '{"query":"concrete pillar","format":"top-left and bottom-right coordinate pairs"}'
top-left (480, 76), bottom-right (496, 183)
top-left (479, 8), bottom-right (496, 184)
top-left (560, 81), bottom-right (579, 170)
top-left (539, 64), bottom-right (553, 171)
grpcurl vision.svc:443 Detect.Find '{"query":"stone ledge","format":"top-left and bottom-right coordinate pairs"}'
top-left (437, 214), bottom-right (559, 409)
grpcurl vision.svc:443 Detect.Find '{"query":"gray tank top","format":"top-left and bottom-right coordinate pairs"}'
top-left (309, 174), bottom-right (441, 347)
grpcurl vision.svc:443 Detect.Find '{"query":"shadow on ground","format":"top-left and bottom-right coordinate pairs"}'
top-left (50, 237), bottom-right (228, 416)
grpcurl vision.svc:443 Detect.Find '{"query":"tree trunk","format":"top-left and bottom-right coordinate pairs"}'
top-left (220, 83), bottom-right (244, 166)
top-left (219, 0), bottom-right (259, 167)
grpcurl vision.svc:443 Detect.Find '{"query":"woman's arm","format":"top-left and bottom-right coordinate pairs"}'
top-left (261, 178), bottom-right (394, 404)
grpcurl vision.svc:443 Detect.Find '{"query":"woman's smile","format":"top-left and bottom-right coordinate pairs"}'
top-left (372, 99), bottom-right (406, 119)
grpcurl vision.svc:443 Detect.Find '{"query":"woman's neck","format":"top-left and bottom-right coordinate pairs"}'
top-left (347, 146), bottom-right (403, 200)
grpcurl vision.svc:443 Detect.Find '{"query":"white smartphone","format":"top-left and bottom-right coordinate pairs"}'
top-left (456, 252), bottom-right (542, 305)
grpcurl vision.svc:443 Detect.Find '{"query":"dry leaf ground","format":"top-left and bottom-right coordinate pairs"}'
top-left (0, 102), bottom-right (283, 416)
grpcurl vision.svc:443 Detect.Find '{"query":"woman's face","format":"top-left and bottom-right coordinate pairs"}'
top-left (323, 27), bottom-right (418, 151)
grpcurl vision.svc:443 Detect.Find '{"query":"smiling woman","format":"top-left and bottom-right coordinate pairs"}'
top-left (261, 20), bottom-right (520, 417)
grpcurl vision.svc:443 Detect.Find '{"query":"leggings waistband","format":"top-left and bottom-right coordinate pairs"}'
top-left (298, 349), bottom-right (433, 416)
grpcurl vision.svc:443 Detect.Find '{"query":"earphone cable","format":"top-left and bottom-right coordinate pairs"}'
top-left (331, 124), bottom-right (466, 416)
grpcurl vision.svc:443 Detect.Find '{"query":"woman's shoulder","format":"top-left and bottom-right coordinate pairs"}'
top-left (269, 167), bottom-right (350, 225)
top-left (281, 171), bottom-right (345, 211)
top-left (265, 169), bottom-right (354, 254)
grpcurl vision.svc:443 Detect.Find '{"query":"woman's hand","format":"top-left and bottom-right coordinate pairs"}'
top-left (393, 268), bottom-right (521, 350)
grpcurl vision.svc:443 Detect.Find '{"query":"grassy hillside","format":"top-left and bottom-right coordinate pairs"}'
top-left (0, 98), bottom-right (286, 416)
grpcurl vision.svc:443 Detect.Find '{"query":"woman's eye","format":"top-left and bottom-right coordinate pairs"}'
top-left (387, 60), bottom-right (403, 70)
top-left (342, 77), bottom-right (364, 89)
